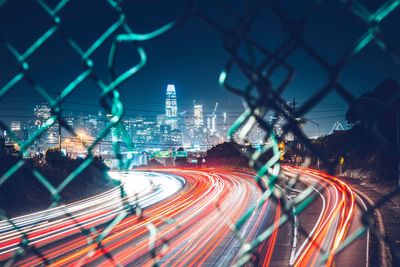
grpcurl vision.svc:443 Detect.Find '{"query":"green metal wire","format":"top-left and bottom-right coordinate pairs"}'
top-left (0, 0), bottom-right (400, 266)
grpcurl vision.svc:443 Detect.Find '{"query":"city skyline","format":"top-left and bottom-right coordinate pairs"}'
top-left (1, 83), bottom-right (348, 151)
top-left (1, 84), bottom-right (243, 157)
top-left (0, 83), bottom-right (349, 141)
top-left (3, 83), bottom-right (333, 158)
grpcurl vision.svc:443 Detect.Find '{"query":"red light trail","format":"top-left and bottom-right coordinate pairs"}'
top-left (0, 167), bottom-right (368, 266)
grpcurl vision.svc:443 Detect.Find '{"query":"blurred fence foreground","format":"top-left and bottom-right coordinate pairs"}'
top-left (1, 0), bottom-right (400, 266)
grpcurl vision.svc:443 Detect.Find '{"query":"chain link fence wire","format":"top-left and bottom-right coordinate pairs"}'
top-left (0, 0), bottom-right (399, 266)
top-left (194, 0), bottom-right (400, 266)
top-left (0, 0), bottom-right (191, 266)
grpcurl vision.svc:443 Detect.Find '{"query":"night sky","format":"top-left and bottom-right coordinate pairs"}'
top-left (1, 0), bottom-right (400, 136)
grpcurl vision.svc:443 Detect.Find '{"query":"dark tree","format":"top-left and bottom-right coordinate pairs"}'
top-left (45, 148), bottom-right (66, 165)
top-left (312, 79), bottom-right (400, 182)
top-left (205, 142), bottom-right (251, 167)
top-left (346, 79), bottom-right (400, 145)
top-left (206, 142), bottom-right (243, 158)
top-left (0, 152), bottom-right (113, 217)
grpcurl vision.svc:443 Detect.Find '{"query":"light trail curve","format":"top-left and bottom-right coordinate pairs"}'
top-left (0, 168), bottom-right (281, 266)
top-left (283, 165), bottom-right (369, 267)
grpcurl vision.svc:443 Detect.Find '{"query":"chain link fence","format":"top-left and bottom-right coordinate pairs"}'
top-left (0, 0), bottom-right (399, 266)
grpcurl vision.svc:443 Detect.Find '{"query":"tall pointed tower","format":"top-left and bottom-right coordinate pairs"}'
top-left (165, 84), bottom-right (178, 129)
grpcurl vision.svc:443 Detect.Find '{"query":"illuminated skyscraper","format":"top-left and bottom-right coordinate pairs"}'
top-left (165, 84), bottom-right (178, 129)
top-left (194, 103), bottom-right (203, 127)
top-left (207, 102), bottom-right (218, 136)
top-left (10, 121), bottom-right (21, 132)
top-left (223, 112), bottom-right (227, 130)
top-left (10, 121), bottom-right (22, 140)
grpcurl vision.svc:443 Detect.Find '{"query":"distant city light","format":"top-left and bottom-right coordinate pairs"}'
top-left (1, 84), bottom-right (277, 162)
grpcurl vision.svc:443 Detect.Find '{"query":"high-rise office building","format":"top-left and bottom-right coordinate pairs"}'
top-left (157, 114), bottom-right (167, 126)
top-left (165, 84), bottom-right (178, 129)
top-left (160, 124), bottom-right (172, 147)
top-left (194, 103), bottom-right (203, 127)
top-left (170, 129), bottom-right (183, 148)
top-left (183, 115), bottom-right (195, 147)
top-left (10, 121), bottom-right (21, 132)
top-left (10, 121), bottom-right (22, 140)
top-left (207, 114), bottom-right (217, 136)
top-left (223, 112), bottom-right (227, 130)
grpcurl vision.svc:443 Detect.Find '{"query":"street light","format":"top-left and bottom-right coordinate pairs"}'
top-left (360, 96), bottom-right (400, 186)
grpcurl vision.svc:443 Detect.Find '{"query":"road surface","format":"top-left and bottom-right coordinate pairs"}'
top-left (0, 167), bottom-right (369, 266)
top-left (283, 166), bottom-right (369, 267)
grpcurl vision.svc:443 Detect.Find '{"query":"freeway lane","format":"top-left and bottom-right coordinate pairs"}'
top-left (283, 166), bottom-right (369, 267)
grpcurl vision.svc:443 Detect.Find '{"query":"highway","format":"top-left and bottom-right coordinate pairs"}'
top-left (0, 167), bottom-right (369, 266)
